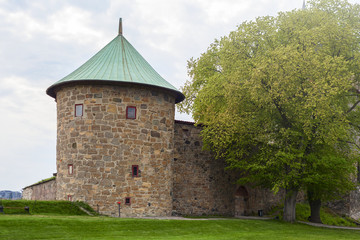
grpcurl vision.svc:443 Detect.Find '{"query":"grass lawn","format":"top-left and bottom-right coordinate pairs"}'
top-left (0, 215), bottom-right (360, 240)
top-left (0, 200), bottom-right (97, 216)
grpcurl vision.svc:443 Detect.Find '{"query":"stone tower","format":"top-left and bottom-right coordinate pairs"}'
top-left (46, 19), bottom-right (184, 217)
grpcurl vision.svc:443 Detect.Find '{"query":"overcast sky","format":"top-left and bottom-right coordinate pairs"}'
top-left (1, 0), bottom-right (359, 192)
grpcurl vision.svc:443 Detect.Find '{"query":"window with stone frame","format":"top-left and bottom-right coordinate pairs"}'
top-left (126, 106), bottom-right (136, 119)
top-left (125, 197), bottom-right (131, 205)
top-left (68, 164), bottom-right (73, 175)
top-left (75, 104), bottom-right (83, 117)
top-left (132, 165), bottom-right (139, 177)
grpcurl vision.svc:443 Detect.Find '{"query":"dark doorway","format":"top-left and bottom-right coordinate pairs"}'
top-left (235, 186), bottom-right (249, 216)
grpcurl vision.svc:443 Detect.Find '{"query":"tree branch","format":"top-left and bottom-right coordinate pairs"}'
top-left (342, 140), bottom-right (360, 151)
top-left (349, 122), bottom-right (360, 131)
top-left (347, 99), bottom-right (360, 114)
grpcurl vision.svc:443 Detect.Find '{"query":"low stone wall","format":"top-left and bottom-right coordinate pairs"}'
top-left (22, 178), bottom-right (56, 200)
top-left (172, 121), bottom-right (283, 216)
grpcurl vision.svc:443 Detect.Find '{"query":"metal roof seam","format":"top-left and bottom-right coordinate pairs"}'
top-left (125, 38), bottom-right (148, 84)
top-left (47, 32), bottom-right (184, 102)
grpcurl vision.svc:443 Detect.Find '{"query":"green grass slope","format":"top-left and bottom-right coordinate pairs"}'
top-left (295, 203), bottom-right (357, 227)
top-left (0, 200), bottom-right (97, 216)
top-left (268, 203), bottom-right (358, 227)
top-left (0, 215), bottom-right (359, 240)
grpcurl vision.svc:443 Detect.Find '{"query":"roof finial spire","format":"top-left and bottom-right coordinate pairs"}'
top-left (302, 0), bottom-right (306, 9)
top-left (119, 18), bottom-right (123, 35)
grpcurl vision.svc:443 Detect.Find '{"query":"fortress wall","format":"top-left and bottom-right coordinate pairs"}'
top-left (172, 121), bottom-right (236, 216)
top-left (55, 84), bottom-right (175, 217)
top-left (22, 179), bottom-right (56, 201)
top-left (350, 187), bottom-right (360, 219)
top-left (172, 121), bottom-right (284, 216)
top-left (325, 187), bottom-right (360, 220)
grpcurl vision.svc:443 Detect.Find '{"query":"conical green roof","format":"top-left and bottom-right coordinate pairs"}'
top-left (46, 23), bottom-right (184, 103)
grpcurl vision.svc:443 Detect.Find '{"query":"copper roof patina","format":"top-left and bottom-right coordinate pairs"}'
top-left (46, 19), bottom-right (184, 103)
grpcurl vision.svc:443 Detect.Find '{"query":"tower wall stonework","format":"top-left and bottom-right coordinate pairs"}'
top-left (55, 84), bottom-right (175, 217)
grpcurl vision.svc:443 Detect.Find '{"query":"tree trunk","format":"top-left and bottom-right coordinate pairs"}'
top-left (307, 190), bottom-right (322, 223)
top-left (283, 189), bottom-right (298, 222)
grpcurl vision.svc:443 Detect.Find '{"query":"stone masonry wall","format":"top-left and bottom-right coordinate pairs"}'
top-left (22, 179), bottom-right (56, 200)
top-left (172, 121), bottom-right (284, 216)
top-left (172, 121), bottom-right (236, 216)
top-left (350, 187), bottom-right (360, 219)
top-left (21, 188), bottom-right (32, 200)
top-left (55, 84), bottom-right (175, 217)
top-left (325, 187), bottom-right (360, 219)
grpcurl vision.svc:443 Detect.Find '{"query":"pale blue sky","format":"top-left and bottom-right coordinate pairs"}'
top-left (1, 0), bottom-right (358, 191)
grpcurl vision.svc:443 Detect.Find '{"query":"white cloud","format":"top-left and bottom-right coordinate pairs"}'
top-left (0, 9), bottom-right (42, 39)
top-left (0, 4), bottom-right (104, 46)
top-left (0, 76), bottom-right (56, 190)
top-left (195, 0), bottom-right (252, 24)
top-left (47, 6), bottom-right (104, 44)
top-left (0, 76), bottom-right (56, 146)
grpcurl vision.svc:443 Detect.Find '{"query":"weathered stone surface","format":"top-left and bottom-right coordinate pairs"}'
top-left (55, 84), bottom-right (176, 217)
top-left (325, 186), bottom-right (360, 220)
top-left (172, 121), bottom-right (284, 216)
top-left (151, 131), bottom-right (160, 138)
top-left (22, 179), bottom-right (56, 200)
top-left (350, 187), bottom-right (360, 219)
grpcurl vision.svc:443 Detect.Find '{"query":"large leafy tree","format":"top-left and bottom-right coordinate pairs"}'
top-left (179, 0), bottom-right (360, 222)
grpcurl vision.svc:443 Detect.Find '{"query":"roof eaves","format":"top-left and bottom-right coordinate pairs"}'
top-left (46, 79), bottom-right (185, 103)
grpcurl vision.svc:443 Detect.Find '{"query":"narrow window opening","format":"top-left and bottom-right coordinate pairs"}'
top-left (125, 197), bottom-right (131, 205)
top-left (132, 165), bottom-right (139, 177)
top-left (67, 195), bottom-right (72, 201)
top-left (68, 164), bottom-right (73, 175)
top-left (75, 104), bottom-right (83, 117)
top-left (126, 106), bottom-right (136, 119)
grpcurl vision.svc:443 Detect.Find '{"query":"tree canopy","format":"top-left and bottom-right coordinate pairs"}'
top-left (179, 0), bottom-right (360, 222)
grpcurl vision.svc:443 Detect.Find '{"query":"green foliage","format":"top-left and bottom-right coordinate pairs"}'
top-left (295, 203), bottom-right (356, 227)
top-left (303, 146), bottom-right (357, 201)
top-left (0, 200), bottom-right (97, 216)
top-left (1, 215), bottom-right (360, 240)
top-left (269, 203), bottom-right (357, 227)
top-left (179, 0), bottom-right (360, 215)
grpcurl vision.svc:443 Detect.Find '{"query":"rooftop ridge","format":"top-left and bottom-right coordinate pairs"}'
top-left (46, 20), bottom-right (185, 103)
